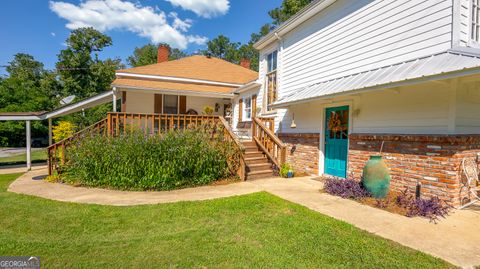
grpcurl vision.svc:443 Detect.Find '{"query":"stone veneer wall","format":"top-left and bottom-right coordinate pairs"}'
top-left (278, 133), bottom-right (319, 176)
top-left (348, 134), bottom-right (480, 207)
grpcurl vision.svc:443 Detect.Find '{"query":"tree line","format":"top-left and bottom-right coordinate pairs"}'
top-left (0, 0), bottom-right (312, 147)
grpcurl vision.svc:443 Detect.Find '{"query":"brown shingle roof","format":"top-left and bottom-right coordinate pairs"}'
top-left (112, 78), bottom-right (235, 95)
top-left (116, 55), bottom-right (258, 85)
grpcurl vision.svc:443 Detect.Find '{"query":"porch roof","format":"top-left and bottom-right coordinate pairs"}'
top-left (0, 91), bottom-right (115, 121)
top-left (272, 50), bottom-right (480, 108)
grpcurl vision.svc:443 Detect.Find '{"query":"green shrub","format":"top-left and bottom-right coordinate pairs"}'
top-left (279, 163), bottom-right (294, 178)
top-left (52, 121), bottom-right (76, 142)
top-left (61, 127), bottom-right (241, 191)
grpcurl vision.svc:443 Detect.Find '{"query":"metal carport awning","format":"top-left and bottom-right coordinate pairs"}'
top-left (0, 91), bottom-right (116, 170)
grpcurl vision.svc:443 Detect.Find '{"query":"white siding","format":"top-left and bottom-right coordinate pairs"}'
top-left (274, 80), bottom-right (480, 135)
top-left (278, 0), bottom-right (454, 97)
top-left (456, 83), bottom-right (480, 133)
top-left (353, 84), bottom-right (451, 134)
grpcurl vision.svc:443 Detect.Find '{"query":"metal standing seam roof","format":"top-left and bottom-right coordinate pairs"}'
top-left (273, 51), bottom-right (480, 108)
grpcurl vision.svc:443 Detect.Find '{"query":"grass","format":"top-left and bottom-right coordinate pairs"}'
top-left (0, 173), bottom-right (455, 269)
top-left (0, 150), bottom-right (47, 166)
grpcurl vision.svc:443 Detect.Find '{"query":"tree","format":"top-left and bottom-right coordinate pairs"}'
top-left (269, 0), bottom-right (314, 26)
top-left (202, 35), bottom-right (240, 63)
top-left (0, 54), bottom-right (61, 146)
top-left (56, 27), bottom-right (123, 99)
top-left (127, 44), bottom-right (187, 67)
top-left (55, 28), bottom-right (123, 128)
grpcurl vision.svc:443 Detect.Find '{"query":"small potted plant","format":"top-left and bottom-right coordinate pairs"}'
top-left (280, 163), bottom-right (294, 178)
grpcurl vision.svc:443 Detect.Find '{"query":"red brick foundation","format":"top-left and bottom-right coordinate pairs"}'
top-left (348, 134), bottom-right (480, 207)
top-left (278, 133), bottom-right (319, 176)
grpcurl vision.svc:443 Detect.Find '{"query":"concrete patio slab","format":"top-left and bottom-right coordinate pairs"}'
top-left (6, 168), bottom-right (480, 268)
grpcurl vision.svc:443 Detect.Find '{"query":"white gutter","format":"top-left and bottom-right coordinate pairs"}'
top-left (114, 85), bottom-right (235, 99)
top-left (254, 0), bottom-right (337, 50)
top-left (233, 81), bottom-right (261, 94)
top-left (116, 72), bottom-right (243, 88)
top-left (46, 91), bottom-right (114, 118)
top-left (0, 115), bottom-right (44, 121)
top-left (271, 66), bottom-right (480, 108)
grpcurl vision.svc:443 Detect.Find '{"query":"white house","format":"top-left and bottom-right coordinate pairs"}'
top-left (232, 0), bottom-right (480, 206)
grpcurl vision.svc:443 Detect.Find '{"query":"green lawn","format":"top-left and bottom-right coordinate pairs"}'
top-left (0, 150), bottom-right (47, 165)
top-left (0, 173), bottom-right (455, 268)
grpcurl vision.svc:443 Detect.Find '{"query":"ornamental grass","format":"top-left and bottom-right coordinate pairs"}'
top-left (61, 126), bottom-right (241, 191)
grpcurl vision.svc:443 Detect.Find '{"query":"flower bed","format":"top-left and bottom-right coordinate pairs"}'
top-left (53, 126), bottom-right (241, 191)
top-left (323, 177), bottom-right (451, 223)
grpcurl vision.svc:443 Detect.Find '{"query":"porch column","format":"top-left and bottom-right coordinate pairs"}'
top-left (48, 118), bottom-right (53, 146)
top-left (26, 120), bottom-right (31, 171)
top-left (112, 87), bottom-right (117, 112)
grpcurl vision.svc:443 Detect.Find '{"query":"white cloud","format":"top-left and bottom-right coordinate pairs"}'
top-left (50, 32), bottom-right (56, 37)
top-left (166, 0), bottom-right (229, 18)
top-left (49, 0), bottom-right (208, 49)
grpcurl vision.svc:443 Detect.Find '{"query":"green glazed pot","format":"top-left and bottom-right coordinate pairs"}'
top-left (361, 155), bottom-right (391, 198)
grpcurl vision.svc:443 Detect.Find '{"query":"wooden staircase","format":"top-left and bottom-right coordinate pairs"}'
top-left (243, 140), bottom-right (275, 180)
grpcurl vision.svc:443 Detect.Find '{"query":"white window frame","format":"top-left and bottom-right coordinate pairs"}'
top-left (472, 0), bottom-right (480, 44)
top-left (265, 50), bottom-right (278, 112)
top-left (243, 95), bottom-right (252, 121)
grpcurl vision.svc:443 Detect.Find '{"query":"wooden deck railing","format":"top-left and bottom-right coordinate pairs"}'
top-left (258, 117), bottom-right (274, 132)
top-left (47, 118), bottom-right (108, 175)
top-left (47, 112), bottom-right (245, 179)
top-left (252, 117), bottom-right (286, 168)
top-left (106, 112), bottom-right (220, 136)
top-left (219, 117), bottom-right (246, 181)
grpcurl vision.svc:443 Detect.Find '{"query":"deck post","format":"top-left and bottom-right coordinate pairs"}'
top-left (112, 87), bottom-right (117, 112)
top-left (48, 118), bottom-right (53, 146)
top-left (26, 120), bottom-right (31, 171)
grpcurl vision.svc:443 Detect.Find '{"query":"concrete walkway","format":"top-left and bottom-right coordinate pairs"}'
top-left (7, 168), bottom-right (480, 268)
top-left (0, 164), bottom-right (47, 175)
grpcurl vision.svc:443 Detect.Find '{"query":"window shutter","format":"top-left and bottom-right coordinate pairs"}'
top-left (121, 91), bottom-right (127, 112)
top-left (179, 96), bottom-right (187, 114)
top-left (238, 98), bottom-right (243, 122)
top-left (252, 94), bottom-right (257, 118)
top-left (154, 94), bottom-right (163, 114)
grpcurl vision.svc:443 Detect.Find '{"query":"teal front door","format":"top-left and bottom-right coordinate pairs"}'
top-left (324, 106), bottom-right (349, 178)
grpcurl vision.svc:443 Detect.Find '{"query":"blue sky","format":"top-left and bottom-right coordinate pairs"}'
top-left (0, 0), bottom-right (281, 73)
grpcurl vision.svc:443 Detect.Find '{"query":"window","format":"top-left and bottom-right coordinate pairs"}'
top-left (163, 95), bottom-right (178, 114)
top-left (243, 96), bottom-right (252, 121)
top-left (267, 51), bottom-right (277, 72)
top-left (472, 0), bottom-right (480, 42)
top-left (266, 50), bottom-right (278, 111)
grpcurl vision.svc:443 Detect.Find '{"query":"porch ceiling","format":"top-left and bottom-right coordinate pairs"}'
top-left (273, 50), bottom-right (480, 108)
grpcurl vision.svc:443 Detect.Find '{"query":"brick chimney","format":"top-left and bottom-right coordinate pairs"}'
top-left (157, 44), bottom-right (170, 63)
top-left (240, 58), bottom-right (251, 69)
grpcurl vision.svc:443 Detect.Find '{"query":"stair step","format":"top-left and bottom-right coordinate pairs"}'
top-left (247, 163), bottom-right (272, 172)
top-left (245, 147), bottom-right (260, 153)
top-left (244, 156), bottom-right (269, 164)
top-left (246, 169), bottom-right (274, 180)
top-left (244, 152), bottom-right (264, 158)
top-left (242, 141), bottom-right (256, 146)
